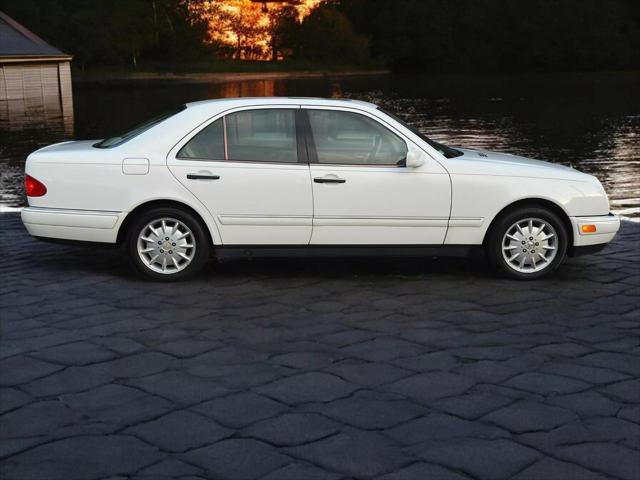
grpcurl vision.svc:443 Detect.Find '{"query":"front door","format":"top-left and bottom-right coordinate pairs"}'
top-left (303, 107), bottom-right (451, 245)
top-left (167, 107), bottom-right (313, 245)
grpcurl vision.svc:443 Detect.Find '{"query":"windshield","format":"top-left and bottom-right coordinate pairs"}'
top-left (378, 108), bottom-right (463, 159)
top-left (94, 105), bottom-right (187, 148)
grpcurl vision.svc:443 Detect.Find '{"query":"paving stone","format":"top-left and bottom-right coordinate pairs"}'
top-left (255, 372), bottom-right (357, 404)
top-left (92, 336), bottom-right (145, 355)
top-left (378, 462), bottom-right (471, 480)
top-left (98, 352), bottom-right (176, 378)
top-left (512, 457), bottom-right (605, 480)
top-left (388, 372), bottom-right (476, 403)
top-left (270, 351), bottom-right (344, 369)
top-left (136, 458), bottom-right (204, 477)
top-left (182, 439), bottom-right (289, 480)
top-left (618, 405), bottom-right (640, 424)
top-left (22, 364), bottom-right (114, 397)
top-left (341, 336), bottom-right (425, 361)
top-left (518, 423), bottom-right (613, 453)
top-left (431, 392), bottom-right (513, 420)
top-left (311, 391), bottom-right (425, 429)
top-left (126, 371), bottom-right (232, 405)
top-left (391, 351), bottom-right (461, 372)
top-left (540, 362), bottom-right (630, 384)
top-left (261, 462), bottom-right (343, 480)
top-left (0, 355), bottom-right (62, 386)
top-left (410, 438), bottom-right (541, 480)
top-left (385, 412), bottom-right (507, 445)
top-left (576, 352), bottom-right (640, 376)
top-left (583, 417), bottom-right (640, 449)
top-left (546, 391), bottom-right (622, 417)
top-left (482, 400), bottom-right (578, 433)
top-left (31, 341), bottom-right (118, 365)
top-left (0, 435), bottom-right (162, 480)
top-left (125, 410), bottom-right (232, 452)
top-left (245, 413), bottom-right (340, 446)
top-left (188, 363), bottom-right (286, 388)
top-left (325, 360), bottom-right (412, 387)
top-left (531, 343), bottom-right (592, 357)
top-left (599, 378), bottom-right (640, 403)
top-left (288, 429), bottom-right (411, 478)
top-left (191, 392), bottom-right (287, 428)
top-left (1, 215), bottom-right (639, 480)
top-left (455, 360), bottom-right (519, 383)
top-left (155, 338), bottom-right (221, 358)
top-left (0, 388), bottom-right (32, 415)
top-left (60, 384), bottom-right (172, 425)
top-left (503, 372), bottom-right (590, 395)
top-left (555, 442), bottom-right (640, 480)
top-left (0, 400), bottom-right (82, 439)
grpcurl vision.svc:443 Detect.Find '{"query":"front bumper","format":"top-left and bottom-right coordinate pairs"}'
top-left (21, 207), bottom-right (123, 243)
top-left (570, 213), bottom-right (620, 247)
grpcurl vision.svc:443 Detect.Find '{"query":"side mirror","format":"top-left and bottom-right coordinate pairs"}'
top-left (405, 149), bottom-right (426, 168)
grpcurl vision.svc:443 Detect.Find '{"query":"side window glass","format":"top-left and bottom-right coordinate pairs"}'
top-left (177, 118), bottom-right (225, 160)
top-left (308, 110), bottom-right (408, 165)
top-left (226, 109), bottom-right (298, 163)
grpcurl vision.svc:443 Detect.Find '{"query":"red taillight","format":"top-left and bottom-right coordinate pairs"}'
top-left (25, 174), bottom-right (47, 197)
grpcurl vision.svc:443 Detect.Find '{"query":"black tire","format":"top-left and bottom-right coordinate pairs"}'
top-left (486, 206), bottom-right (568, 280)
top-left (126, 206), bottom-right (210, 281)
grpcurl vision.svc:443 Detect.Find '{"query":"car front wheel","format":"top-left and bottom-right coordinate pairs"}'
top-left (126, 207), bottom-right (210, 281)
top-left (486, 207), bottom-right (568, 280)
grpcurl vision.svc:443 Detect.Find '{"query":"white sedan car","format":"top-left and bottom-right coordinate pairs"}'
top-left (22, 97), bottom-right (620, 280)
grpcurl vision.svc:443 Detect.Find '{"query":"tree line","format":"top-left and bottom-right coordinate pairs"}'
top-left (1, 0), bottom-right (638, 72)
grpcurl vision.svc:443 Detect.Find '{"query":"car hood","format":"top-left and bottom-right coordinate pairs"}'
top-left (447, 147), bottom-right (596, 183)
top-left (456, 147), bottom-right (575, 173)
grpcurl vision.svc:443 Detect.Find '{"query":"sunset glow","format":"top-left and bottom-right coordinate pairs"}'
top-left (193, 0), bottom-right (323, 60)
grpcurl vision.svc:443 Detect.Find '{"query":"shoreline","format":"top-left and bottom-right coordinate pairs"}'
top-left (73, 69), bottom-right (390, 86)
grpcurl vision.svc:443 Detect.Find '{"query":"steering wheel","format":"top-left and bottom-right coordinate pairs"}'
top-left (367, 135), bottom-right (382, 163)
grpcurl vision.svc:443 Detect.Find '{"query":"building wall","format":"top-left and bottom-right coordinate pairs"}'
top-left (0, 60), bottom-right (73, 133)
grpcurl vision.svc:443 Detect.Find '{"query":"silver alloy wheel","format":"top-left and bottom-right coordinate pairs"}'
top-left (501, 217), bottom-right (558, 273)
top-left (137, 217), bottom-right (196, 274)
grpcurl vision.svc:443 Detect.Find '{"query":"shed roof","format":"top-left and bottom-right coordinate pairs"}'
top-left (0, 10), bottom-right (70, 58)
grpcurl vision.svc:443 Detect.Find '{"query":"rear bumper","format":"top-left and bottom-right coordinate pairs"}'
top-left (570, 213), bottom-right (620, 247)
top-left (21, 207), bottom-right (123, 243)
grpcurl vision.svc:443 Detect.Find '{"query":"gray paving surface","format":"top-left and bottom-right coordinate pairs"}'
top-left (1, 213), bottom-right (639, 480)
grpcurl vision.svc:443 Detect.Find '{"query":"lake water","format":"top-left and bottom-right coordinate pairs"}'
top-left (1, 72), bottom-right (638, 219)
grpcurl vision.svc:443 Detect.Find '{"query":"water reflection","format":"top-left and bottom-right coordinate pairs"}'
top-left (1, 72), bottom-right (638, 219)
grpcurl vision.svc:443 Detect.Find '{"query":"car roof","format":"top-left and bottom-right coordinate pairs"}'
top-left (184, 97), bottom-right (378, 111)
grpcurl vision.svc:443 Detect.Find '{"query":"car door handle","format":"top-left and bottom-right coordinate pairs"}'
top-left (314, 177), bottom-right (346, 184)
top-left (187, 174), bottom-right (220, 180)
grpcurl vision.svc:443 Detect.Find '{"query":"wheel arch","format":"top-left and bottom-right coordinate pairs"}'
top-left (483, 198), bottom-right (574, 250)
top-left (116, 199), bottom-right (217, 247)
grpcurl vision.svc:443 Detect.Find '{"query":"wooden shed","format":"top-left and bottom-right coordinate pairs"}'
top-left (0, 11), bottom-right (73, 129)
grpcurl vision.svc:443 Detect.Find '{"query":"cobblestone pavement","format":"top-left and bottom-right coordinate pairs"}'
top-left (1, 213), bottom-right (639, 480)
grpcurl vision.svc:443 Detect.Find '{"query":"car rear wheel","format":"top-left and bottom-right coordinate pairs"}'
top-left (486, 207), bottom-right (568, 280)
top-left (126, 207), bottom-right (210, 281)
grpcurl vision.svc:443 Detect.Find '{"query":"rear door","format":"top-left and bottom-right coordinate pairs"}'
top-left (302, 106), bottom-right (451, 245)
top-left (167, 106), bottom-right (313, 245)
